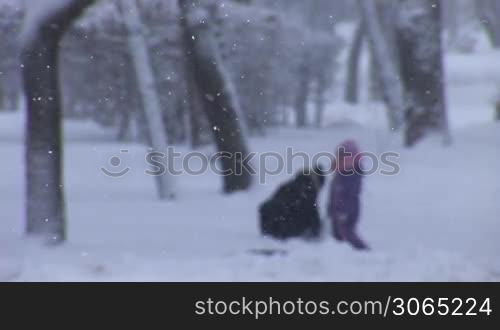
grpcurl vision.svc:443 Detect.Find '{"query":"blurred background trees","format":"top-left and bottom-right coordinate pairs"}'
top-left (1, 0), bottom-right (344, 138)
top-left (1, 0), bottom-right (498, 135)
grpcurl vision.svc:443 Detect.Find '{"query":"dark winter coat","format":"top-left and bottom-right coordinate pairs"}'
top-left (259, 169), bottom-right (325, 240)
top-left (328, 166), bottom-right (363, 225)
top-left (328, 140), bottom-right (369, 250)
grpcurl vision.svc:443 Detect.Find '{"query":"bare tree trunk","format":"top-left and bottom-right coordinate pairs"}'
top-left (368, 52), bottom-right (382, 101)
top-left (174, 96), bottom-right (187, 144)
top-left (314, 77), bottom-right (327, 128)
top-left (120, 0), bottom-right (175, 200)
top-left (358, 0), bottom-right (405, 130)
top-left (374, 0), bottom-right (401, 104)
top-left (0, 86), bottom-right (3, 110)
top-left (344, 20), bottom-right (365, 104)
top-left (184, 74), bottom-right (204, 148)
top-left (117, 107), bottom-right (131, 141)
top-left (179, 0), bottom-right (252, 193)
top-left (294, 59), bottom-right (310, 128)
top-left (117, 54), bottom-right (135, 142)
top-left (495, 91), bottom-right (500, 121)
top-left (21, 0), bottom-right (95, 244)
top-left (396, 0), bottom-right (450, 147)
top-left (443, 0), bottom-right (459, 47)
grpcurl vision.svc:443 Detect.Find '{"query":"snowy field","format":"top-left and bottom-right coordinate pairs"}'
top-left (1, 48), bottom-right (499, 282)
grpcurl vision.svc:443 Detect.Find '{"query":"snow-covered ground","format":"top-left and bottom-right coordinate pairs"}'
top-left (1, 47), bottom-right (499, 281)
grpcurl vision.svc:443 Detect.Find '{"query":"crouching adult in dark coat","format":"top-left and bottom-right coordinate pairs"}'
top-left (259, 166), bottom-right (325, 240)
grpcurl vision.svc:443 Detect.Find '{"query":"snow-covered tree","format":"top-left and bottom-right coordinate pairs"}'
top-left (0, 4), bottom-right (22, 111)
top-left (119, 0), bottom-right (176, 200)
top-left (358, 0), bottom-right (405, 130)
top-left (395, 0), bottom-right (450, 146)
top-left (344, 19), bottom-right (365, 104)
top-left (179, 0), bottom-right (252, 193)
top-left (368, 1), bottom-right (400, 102)
top-left (21, 0), bottom-right (95, 244)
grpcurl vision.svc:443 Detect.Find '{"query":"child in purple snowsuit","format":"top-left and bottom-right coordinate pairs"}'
top-left (327, 140), bottom-right (369, 250)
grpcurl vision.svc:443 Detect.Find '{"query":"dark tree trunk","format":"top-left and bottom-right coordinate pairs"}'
top-left (370, 1), bottom-right (399, 102)
top-left (368, 52), bottom-right (382, 101)
top-left (443, 0), bottom-right (459, 47)
top-left (314, 76), bottom-right (327, 128)
top-left (496, 98), bottom-right (500, 121)
top-left (21, 0), bottom-right (95, 244)
top-left (134, 106), bottom-right (151, 144)
top-left (294, 60), bottom-right (311, 128)
top-left (396, 0), bottom-right (449, 147)
top-left (179, 0), bottom-right (252, 193)
top-left (174, 96), bottom-right (187, 144)
top-left (185, 76), bottom-right (204, 148)
top-left (117, 107), bottom-right (131, 141)
top-left (117, 54), bottom-right (135, 142)
top-left (344, 20), bottom-right (365, 104)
